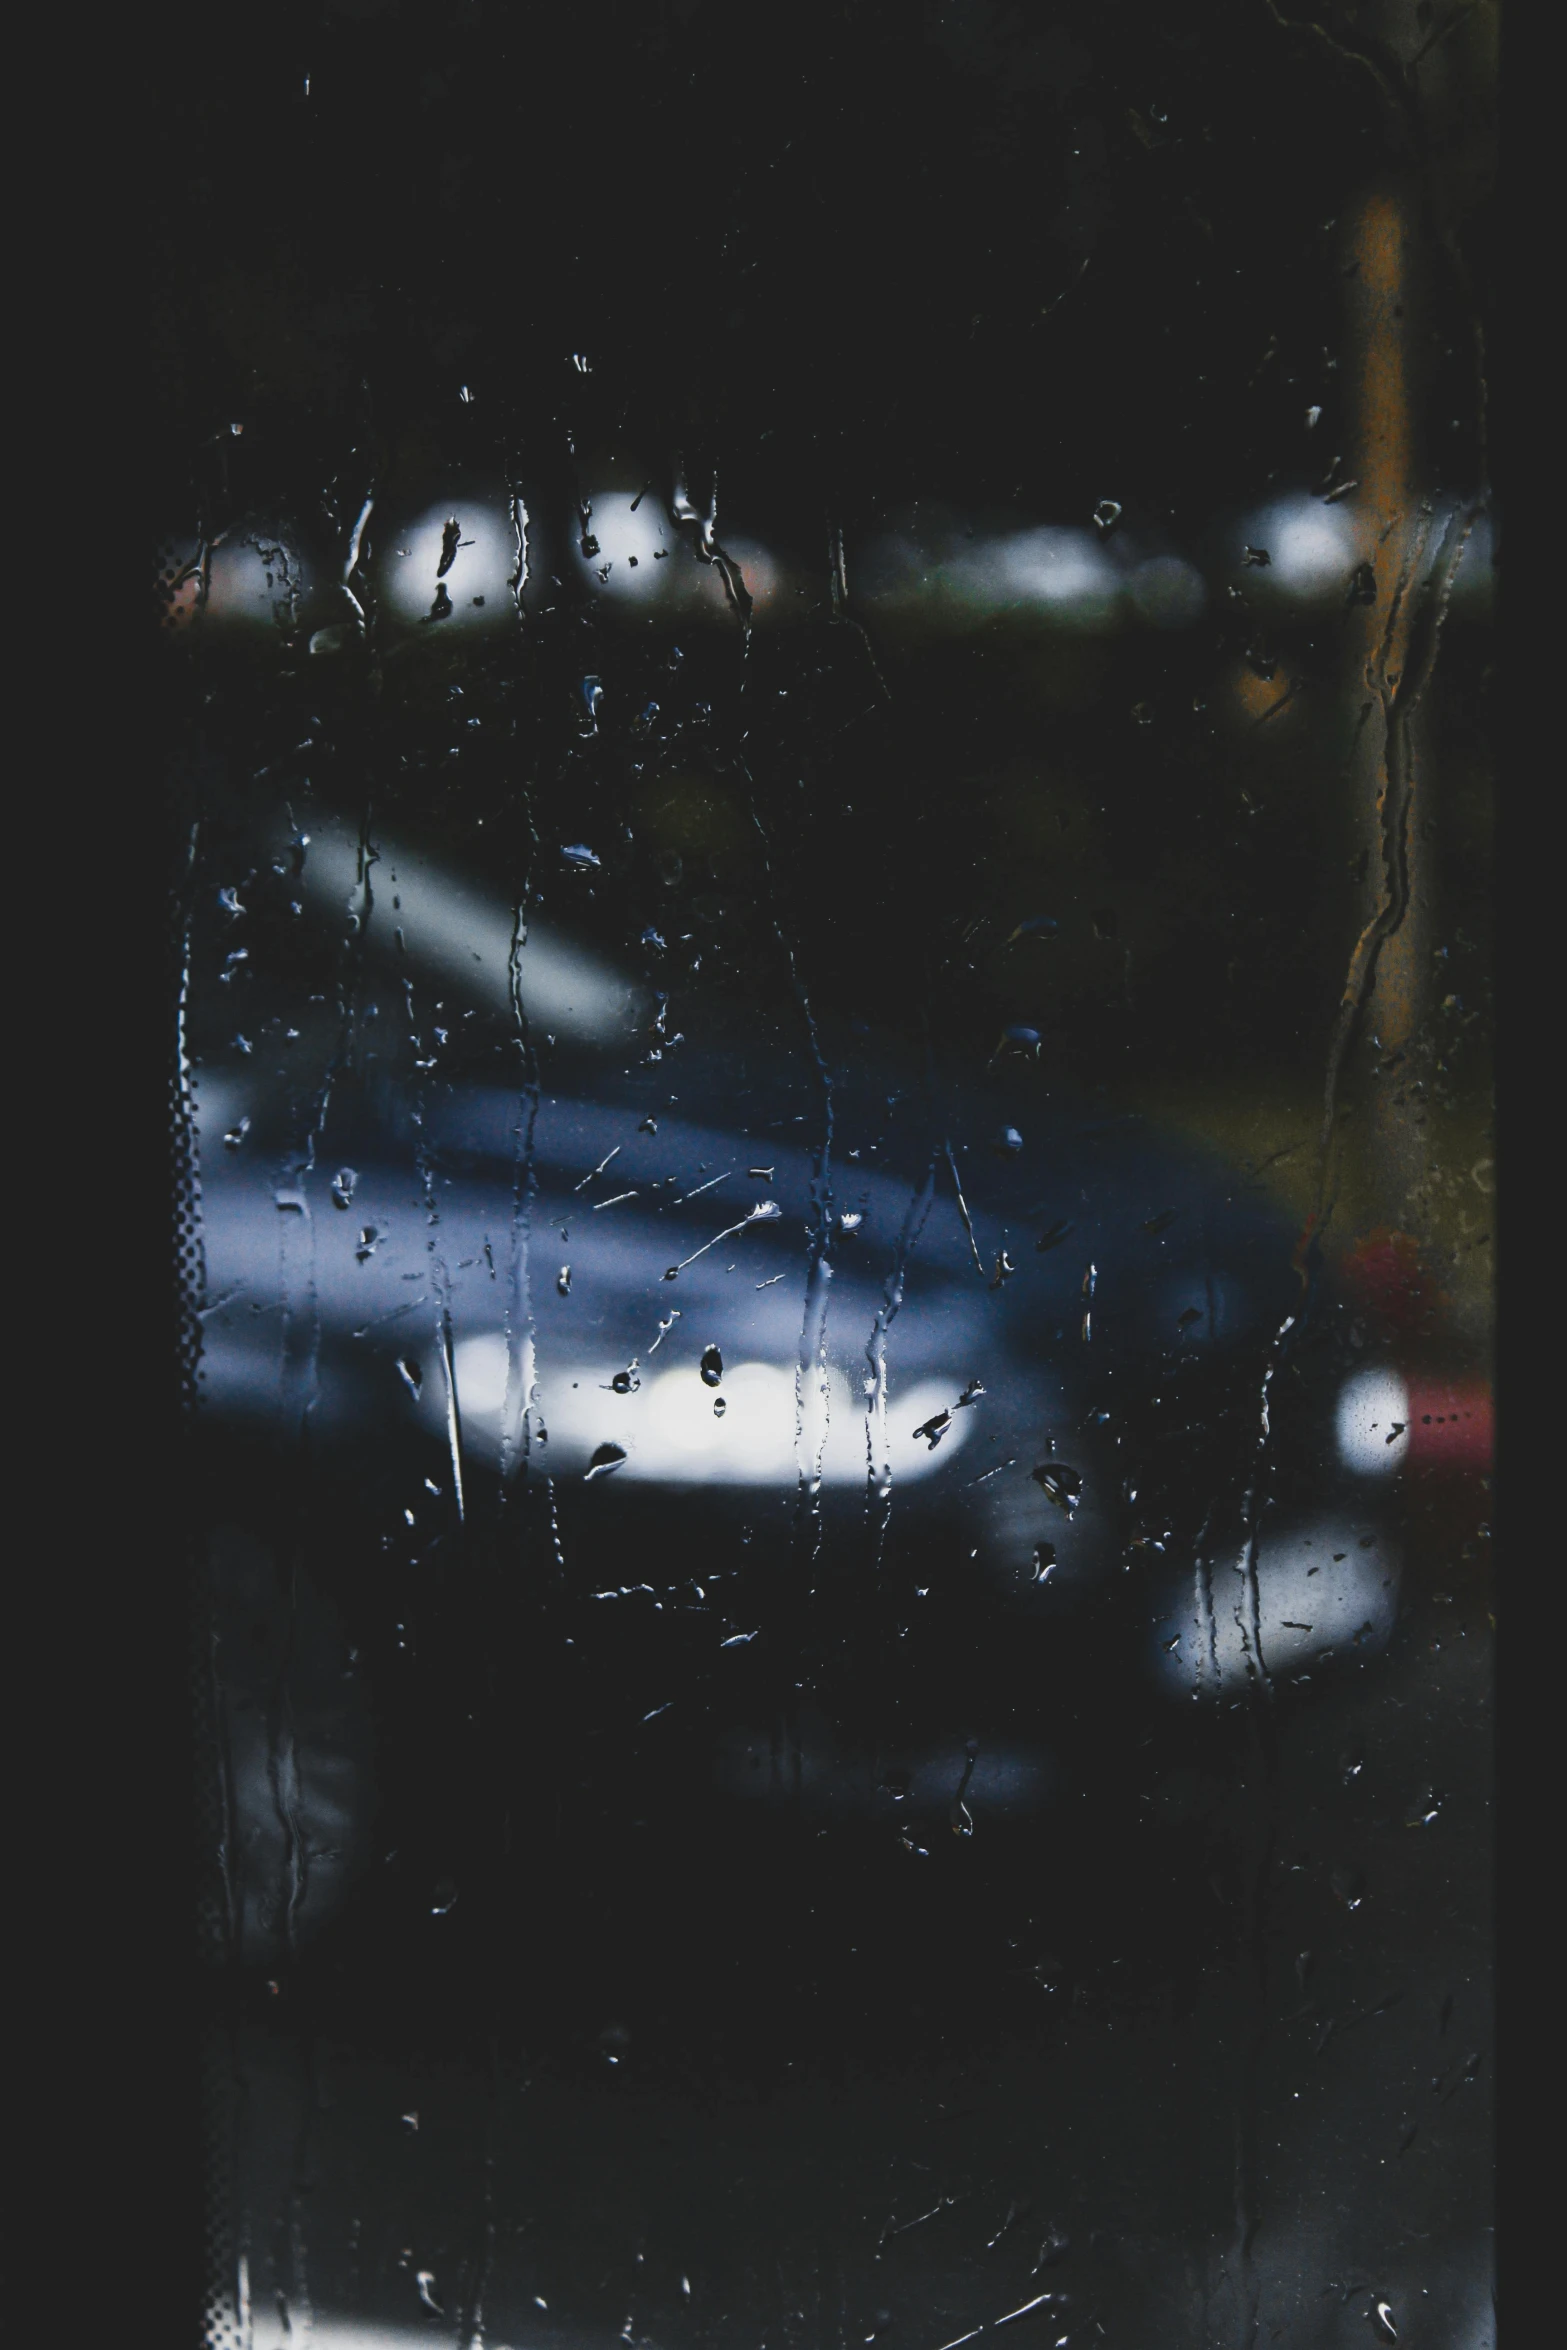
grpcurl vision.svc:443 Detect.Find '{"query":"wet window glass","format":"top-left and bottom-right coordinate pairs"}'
top-left (160, 5), bottom-right (1495, 2345)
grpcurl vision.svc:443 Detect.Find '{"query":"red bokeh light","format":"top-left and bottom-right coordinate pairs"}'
top-left (1342, 1226), bottom-right (1444, 1338)
top-left (1406, 1380), bottom-right (1493, 1472)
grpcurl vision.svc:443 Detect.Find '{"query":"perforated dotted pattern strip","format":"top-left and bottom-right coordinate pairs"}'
top-left (199, 2029), bottom-right (243, 2350)
top-left (170, 813), bottom-right (242, 2347)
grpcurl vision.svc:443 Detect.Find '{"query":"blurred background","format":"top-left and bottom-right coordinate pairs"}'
top-left (152, 2), bottom-right (1495, 2345)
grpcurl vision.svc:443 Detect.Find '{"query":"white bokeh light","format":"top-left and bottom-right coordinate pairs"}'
top-left (159, 531), bottom-right (308, 632)
top-left (380, 500), bottom-right (516, 627)
top-left (565, 497), bottom-right (780, 616)
top-left (1155, 1517), bottom-right (1401, 1696)
top-left (567, 491), bottom-right (683, 602)
top-left (987, 527), bottom-right (1119, 620)
top-left (1335, 1368), bottom-right (1410, 1475)
top-left (1237, 497), bottom-right (1359, 597)
top-left (449, 1340), bottom-right (973, 1486)
top-left (861, 520), bottom-right (1121, 625)
top-left (206, 533), bottom-right (309, 627)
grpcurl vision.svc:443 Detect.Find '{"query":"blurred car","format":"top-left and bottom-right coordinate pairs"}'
top-left (187, 808), bottom-right (1473, 2045)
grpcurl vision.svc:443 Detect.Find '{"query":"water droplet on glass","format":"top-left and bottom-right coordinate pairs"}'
top-left (561, 843), bottom-right (601, 870)
top-left (950, 1741), bottom-right (979, 1836)
top-left (430, 1878), bottom-right (458, 1915)
top-left (700, 1345), bottom-right (724, 1387)
top-left (914, 1409), bottom-right (952, 1451)
top-left (1242, 545), bottom-right (1271, 567)
top-left (1036, 1220), bottom-right (1074, 1253)
top-left (558, 1265), bottom-right (572, 1296)
top-left (396, 1358), bottom-right (423, 1399)
top-left (1032, 1463), bottom-right (1084, 1514)
top-left (713, 1397), bottom-right (727, 1417)
top-left (223, 1118), bottom-right (251, 1150)
top-left (330, 1167), bottom-right (357, 1210)
top-left (1007, 915), bottom-right (1059, 943)
top-left (994, 1127), bottom-right (1025, 1156)
top-left (585, 1442), bottom-right (628, 1482)
top-left (611, 1367), bottom-right (640, 1394)
top-left (1093, 500), bottom-right (1123, 532)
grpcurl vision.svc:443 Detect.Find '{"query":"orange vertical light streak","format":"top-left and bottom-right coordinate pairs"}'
top-left (1345, 184), bottom-right (1425, 1198)
top-left (1350, 190), bottom-right (1412, 558)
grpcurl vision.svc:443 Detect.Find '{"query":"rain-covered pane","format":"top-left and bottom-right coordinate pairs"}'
top-left (159, 4), bottom-right (1495, 2345)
